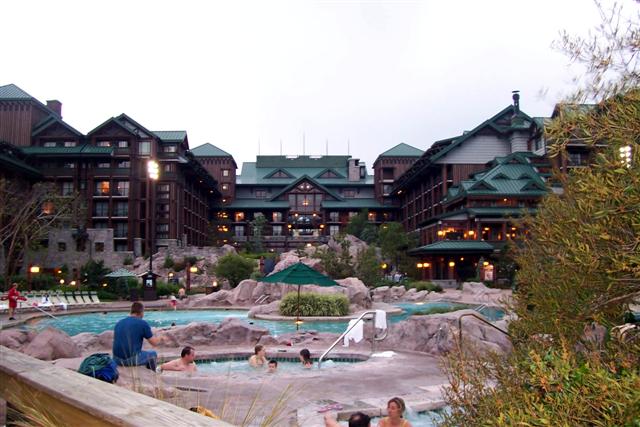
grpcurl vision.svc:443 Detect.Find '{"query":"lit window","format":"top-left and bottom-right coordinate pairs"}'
top-left (43, 141), bottom-right (57, 147)
top-left (222, 169), bottom-right (230, 177)
top-left (222, 184), bottom-right (229, 191)
top-left (235, 212), bottom-right (245, 222)
top-left (272, 212), bottom-right (283, 222)
top-left (163, 145), bottom-right (177, 153)
top-left (117, 140), bottom-right (129, 148)
top-left (64, 141), bottom-right (76, 147)
top-left (95, 181), bottom-right (110, 196)
top-left (42, 201), bottom-right (55, 215)
top-left (97, 141), bottom-right (111, 147)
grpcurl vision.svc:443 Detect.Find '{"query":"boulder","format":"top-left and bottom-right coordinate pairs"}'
top-left (328, 234), bottom-right (368, 260)
top-left (336, 277), bottom-right (371, 310)
top-left (71, 331), bottom-right (114, 353)
top-left (272, 252), bottom-right (301, 273)
top-left (388, 286), bottom-right (406, 301)
top-left (0, 329), bottom-right (31, 350)
top-left (248, 300), bottom-right (280, 318)
top-left (230, 279), bottom-right (260, 305)
top-left (155, 322), bottom-right (219, 347)
top-left (383, 309), bottom-right (512, 356)
top-left (404, 289), bottom-right (430, 302)
top-left (189, 290), bottom-right (234, 307)
top-left (209, 318), bottom-right (269, 346)
top-left (23, 327), bottom-right (82, 360)
top-left (372, 286), bottom-right (390, 303)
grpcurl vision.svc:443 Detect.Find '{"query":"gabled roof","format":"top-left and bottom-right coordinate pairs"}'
top-left (87, 113), bottom-right (155, 139)
top-left (0, 84), bottom-right (33, 100)
top-left (153, 131), bottom-right (187, 143)
top-left (22, 145), bottom-right (113, 157)
top-left (314, 168), bottom-right (345, 179)
top-left (377, 143), bottom-right (423, 158)
top-left (0, 142), bottom-right (42, 178)
top-left (32, 115), bottom-right (83, 138)
top-left (256, 155), bottom-right (350, 169)
top-left (408, 240), bottom-right (495, 255)
top-left (264, 168), bottom-right (294, 179)
top-left (191, 142), bottom-right (233, 157)
top-left (269, 175), bottom-right (343, 201)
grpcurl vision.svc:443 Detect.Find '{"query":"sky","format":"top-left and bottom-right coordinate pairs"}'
top-left (2, 0), bottom-right (610, 171)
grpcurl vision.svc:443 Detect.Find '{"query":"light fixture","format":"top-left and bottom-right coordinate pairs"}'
top-left (424, 262), bottom-right (430, 268)
top-left (483, 261), bottom-right (489, 266)
top-left (147, 160), bottom-right (159, 180)
top-left (59, 279), bottom-right (65, 285)
top-left (213, 280), bottom-right (218, 287)
top-left (70, 280), bottom-right (76, 286)
top-left (460, 257), bottom-right (464, 261)
top-left (381, 263), bottom-right (388, 269)
top-left (29, 266), bottom-right (40, 274)
top-left (102, 283), bottom-right (108, 287)
top-left (189, 266), bottom-right (198, 273)
top-left (417, 263), bottom-right (423, 268)
top-left (468, 230), bottom-right (475, 236)
top-left (448, 261), bottom-right (455, 268)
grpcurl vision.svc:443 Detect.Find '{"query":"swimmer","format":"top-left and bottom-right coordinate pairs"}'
top-left (299, 348), bottom-right (313, 368)
top-left (267, 359), bottom-right (278, 373)
top-left (377, 397), bottom-right (412, 427)
top-left (159, 346), bottom-right (197, 373)
top-left (249, 344), bottom-right (267, 368)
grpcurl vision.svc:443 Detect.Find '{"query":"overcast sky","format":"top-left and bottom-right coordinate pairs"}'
top-left (3, 0), bottom-right (609, 170)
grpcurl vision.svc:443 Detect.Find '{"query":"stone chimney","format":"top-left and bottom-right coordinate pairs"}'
top-left (512, 90), bottom-right (520, 114)
top-left (348, 158), bottom-right (360, 181)
top-left (46, 100), bottom-right (62, 117)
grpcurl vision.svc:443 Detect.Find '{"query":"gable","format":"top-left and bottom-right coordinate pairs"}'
top-left (435, 134), bottom-right (511, 165)
top-left (314, 168), bottom-right (344, 179)
top-left (469, 181), bottom-right (497, 192)
top-left (264, 168), bottom-right (294, 179)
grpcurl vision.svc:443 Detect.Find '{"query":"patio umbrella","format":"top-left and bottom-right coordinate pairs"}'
top-left (104, 268), bottom-right (138, 299)
top-left (259, 262), bottom-right (339, 330)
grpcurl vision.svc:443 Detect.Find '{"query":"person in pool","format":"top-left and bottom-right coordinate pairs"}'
top-left (377, 397), bottom-right (412, 427)
top-left (159, 346), bottom-right (197, 373)
top-left (249, 344), bottom-right (267, 368)
top-left (299, 348), bottom-right (313, 368)
top-left (267, 359), bottom-right (278, 373)
top-left (325, 412), bottom-right (371, 427)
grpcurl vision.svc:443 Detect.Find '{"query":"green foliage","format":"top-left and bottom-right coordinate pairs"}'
top-left (184, 256), bottom-right (198, 266)
top-left (123, 256), bottom-right (133, 266)
top-left (156, 280), bottom-right (180, 297)
top-left (378, 222), bottom-right (408, 259)
top-left (250, 271), bottom-right (264, 281)
top-left (97, 289), bottom-right (118, 301)
top-left (279, 292), bottom-right (349, 317)
top-left (250, 213), bottom-right (267, 253)
top-left (345, 209), bottom-right (369, 240)
top-left (80, 260), bottom-right (111, 290)
top-left (406, 281), bottom-right (442, 293)
top-left (163, 256), bottom-right (175, 269)
top-left (214, 253), bottom-right (255, 287)
top-left (355, 247), bottom-right (382, 286)
top-left (316, 244), bottom-right (354, 279)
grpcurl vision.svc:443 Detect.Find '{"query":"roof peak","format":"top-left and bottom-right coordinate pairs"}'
top-left (190, 142), bottom-right (233, 157)
top-left (377, 143), bottom-right (423, 158)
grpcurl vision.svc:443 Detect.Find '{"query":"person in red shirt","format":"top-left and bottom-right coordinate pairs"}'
top-left (5, 282), bottom-right (26, 320)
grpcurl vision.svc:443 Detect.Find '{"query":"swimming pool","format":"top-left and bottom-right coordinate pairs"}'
top-left (196, 357), bottom-right (361, 374)
top-left (370, 407), bottom-right (446, 426)
top-left (32, 301), bottom-right (504, 336)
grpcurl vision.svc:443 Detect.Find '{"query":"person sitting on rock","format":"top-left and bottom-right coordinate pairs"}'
top-left (178, 287), bottom-right (186, 300)
top-left (324, 412), bottom-right (371, 427)
top-left (159, 346), bottom-right (197, 373)
top-left (112, 302), bottom-right (161, 371)
top-left (249, 344), bottom-right (267, 368)
top-left (299, 348), bottom-right (313, 368)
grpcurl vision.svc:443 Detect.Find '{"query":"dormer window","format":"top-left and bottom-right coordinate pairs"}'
top-left (43, 141), bottom-right (57, 147)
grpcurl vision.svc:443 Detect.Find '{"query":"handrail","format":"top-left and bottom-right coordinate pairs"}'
top-left (475, 304), bottom-right (487, 314)
top-left (318, 310), bottom-right (386, 368)
top-left (457, 312), bottom-right (510, 344)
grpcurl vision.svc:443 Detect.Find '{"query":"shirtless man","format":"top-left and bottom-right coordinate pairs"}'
top-left (159, 346), bottom-right (197, 372)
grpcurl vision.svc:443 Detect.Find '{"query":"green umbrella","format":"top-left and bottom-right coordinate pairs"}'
top-left (260, 262), bottom-right (339, 330)
top-left (104, 268), bottom-right (137, 278)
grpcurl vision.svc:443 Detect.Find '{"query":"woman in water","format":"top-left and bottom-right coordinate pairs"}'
top-left (299, 348), bottom-right (313, 368)
top-left (248, 344), bottom-right (267, 368)
top-left (377, 397), bottom-right (412, 427)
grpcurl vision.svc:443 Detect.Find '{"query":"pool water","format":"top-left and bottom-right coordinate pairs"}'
top-left (33, 302), bottom-right (504, 336)
top-left (196, 358), bottom-right (357, 374)
top-left (394, 302), bottom-right (504, 321)
top-left (370, 408), bottom-right (446, 426)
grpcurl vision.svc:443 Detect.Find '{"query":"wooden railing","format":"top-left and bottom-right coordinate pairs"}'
top-left (0, 346), bottom-right (230, 426)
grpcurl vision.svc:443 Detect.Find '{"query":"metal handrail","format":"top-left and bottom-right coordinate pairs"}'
top-left (457, 312), bottom-right (510, 344)
top-left (318, 310), bottom-right (387, 368)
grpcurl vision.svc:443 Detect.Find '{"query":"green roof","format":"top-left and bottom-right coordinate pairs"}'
top-left (32, 115), bottom-right (83, 138)
top-left (191, 143), bottom-right (233, 157)
top-left (321, 198), bottom-right (384, 209)
top-left (256, 155), bottom-right (350, 169)
top-left (153, 131), bottom-right (187, 143)
top-left (222, 199), bottom-right (290, 209)
top-left (22, 145), bottom-right (113, 156)
top-left (237, 162), bottom-right (372, 185)
top-left (0, 153), bottom-right (42, 178)
top-left (377, 143), bottom-right (423, 158)
top-left (409, 240), bottom-right (495, 255)
top-left (0, 84), bottom-right (33, 100)
top-left (269, 175), bottom-right (343, 201)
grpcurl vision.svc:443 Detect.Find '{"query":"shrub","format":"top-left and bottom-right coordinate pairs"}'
top-left (156, 280), bottom-right (180, 297)
top-left (279, 292), bottom-right (349, 317)
top-left (250, 271), bottom-right (264, 281)
top-left (407, 281), bottom-right (442, 293)
top-left (163, 256), bottom-right (175, 269)
top-left (123, 256), bottom-right (133, 266)
top-left (173, 260), bottom-right (186, 272)
top-left (184, 256), bottom-right (198, 266)
top-left (214, 253), bottom-right (255, 287)
top-left (97, 289), bottom-right (118, 301)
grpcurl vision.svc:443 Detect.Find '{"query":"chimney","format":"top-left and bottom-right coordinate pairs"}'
top-left (511, 90), bottom-right (520, 114)
top-left (46, 100), bottom-right (62, 117)
top-left (348, 158), bottom-right (360, 181)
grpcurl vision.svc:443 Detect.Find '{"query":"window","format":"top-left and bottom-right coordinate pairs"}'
top-left (272, 225), bottom-right (282, 236)
top-left (115, 243), bottom-right (128, 252)
top-left (43, 141), bottom-right (57, 147)
top-left (319, 170), bottom-right (339, 178)
top-left (139, 141), bottom-right (151, 155)
top-left (382, 168), bottom-right (394, 180)
top-left (234, 212), bottom-right (245, 222)
top-left (116, 160), bottom-right (130, 168)
top-left (58, 242), bottom-right (67, 252)
top-left (343, 189), bottom-right (356, 198)
top-left (61, 182), bottom-right (74, 196)
top-left (383, 184), bottom-right (393, 195)
top-left (159, 192), bottom-right (170, 199)
top-left (95, 242), bottom-right (105, 252)
top-left (95, 181), bottom-right (110, 196)
top-left (115, 181), bottom-right (129, 197)
top-left (63, 162), bottom-right (76, 169)
top-left (163, 145), bottom-right (177, 153)
top-left (222, 169), bottom-right (230, 177)
top-left (42, 202), bottom-right (54, 215)
top-left (94, 202), bottom-right (108, 216)
top-left (222, 184), bottom-right (229, 191)
top-left (93, 221), bottom-right (108, 229)
top-left (329, 212), bottom-right (339, 222)
top-left (158, 184), bottom-right (170, 192)
top-left (114, 202), bottom-right (128, 216)
top-left (329, 225), bottom-right (340, 236)
top-left (163, 164), bottom-right (174, 172)
top-left (156, 224), bottom-right (169, 232)
top-left (348, 211), bottom-right (358, 218)
top-left (114, 222), bottom-right (128, 238)
top-left (234, 226), bottom-right (245, 237)
top-left (64, 141), bottom-right (76, 147)
top-left (270, 170), bottom-right (290, 178)
top-left (157, 204), bottom-right (170, 212)
top-left (97, 141), bottom-right (111, 147)
top-left (255, 190), bottom-right (266, 198)
top-left (117, 140), bottom-right (129, 148)
top-left (272, 212), bottom-right (283, 222)
top-left (97, 162), bottom-right (110, 168)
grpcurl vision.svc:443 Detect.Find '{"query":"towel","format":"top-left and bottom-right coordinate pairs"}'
top-left (375, 310), bottom-right (387, 330)
top-left (343, 319), bottom-right (364, 346)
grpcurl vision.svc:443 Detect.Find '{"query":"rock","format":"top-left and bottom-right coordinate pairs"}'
top-left (248, 300), bottom-right (280, 318)
top-left (210, 318), bottom-right (269, 346)
top-left (383, 309), bottom-right (512, 356)
top-left (0, 329), bottom-right (31, 350)
top-left (462, 282), bottom-right (501, 296)
top-left (71, 331), bottom-right (114, 353)
top-left (231, 279), bottom-right (259, 305)
top-left (388, 286), bottom-right (406, 301)
top-left (271, 252), bottom-right (301, 273)
top-left (155, 322), bottom-right (219, 347)
top-left (328, 234), bottom-right (368, 260)
top-left (404, 290), bottom-right (430, 302)
top-left (336, 277), bottom-right (372, 310)
top-left (189, 290), bottom-right (234, 307)
top-left (372, 286), bottom-right (390, 302)
top-left (23, 327), bottom-right (82, 360)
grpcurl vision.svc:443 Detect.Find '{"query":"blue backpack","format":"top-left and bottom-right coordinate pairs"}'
top-left (78, 353), bottom-right (119, 384)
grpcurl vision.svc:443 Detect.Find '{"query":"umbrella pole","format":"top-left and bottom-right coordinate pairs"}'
top-left (296, 286), bottom-right (300, 331)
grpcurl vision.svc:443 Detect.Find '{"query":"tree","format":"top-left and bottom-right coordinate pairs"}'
top-left (80, 259), bottom-right (111, 290)
top-left (355, 246), bottom-right (382, 287)
top-left (441, 3), bottom-right (640, 425)
top-left (249, 213), bottom-right (267, 253)
top-left (316, 234), bottom-right (355, 279)
top-left (213, 253), bottom-right (255, 288)
top-left (0, 179), bottom-right (82, 286)
top-left (345, 209), bottom-right (368, 239)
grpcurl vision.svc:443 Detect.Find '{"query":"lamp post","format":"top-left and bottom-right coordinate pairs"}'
top-left (145, 160), bottom-right (159, 301)
top-left (27, 265), bottom-right (40, 291)
top-left (186, 264), bottom-right (198, 292)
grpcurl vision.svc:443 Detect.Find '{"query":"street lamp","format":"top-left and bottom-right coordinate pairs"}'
top-left (27, 265), bottom-right (40, 291)
top-left (186, 265), bottom-right (198, 292)
top-left (145, 159), bottom-right (159, 301)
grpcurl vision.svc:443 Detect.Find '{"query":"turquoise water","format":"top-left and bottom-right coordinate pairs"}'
top-left (32, 302), bottom-right (504, 336)
top-left (394, 302), bottom-right (504, 321)
top-left (371, 408), bottom-right (446, 426)
top-left (196, 358), bottom-right (357, 374)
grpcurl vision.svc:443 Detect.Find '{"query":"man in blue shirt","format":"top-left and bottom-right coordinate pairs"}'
top-left (112, 302), bottom-right (161, 370)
